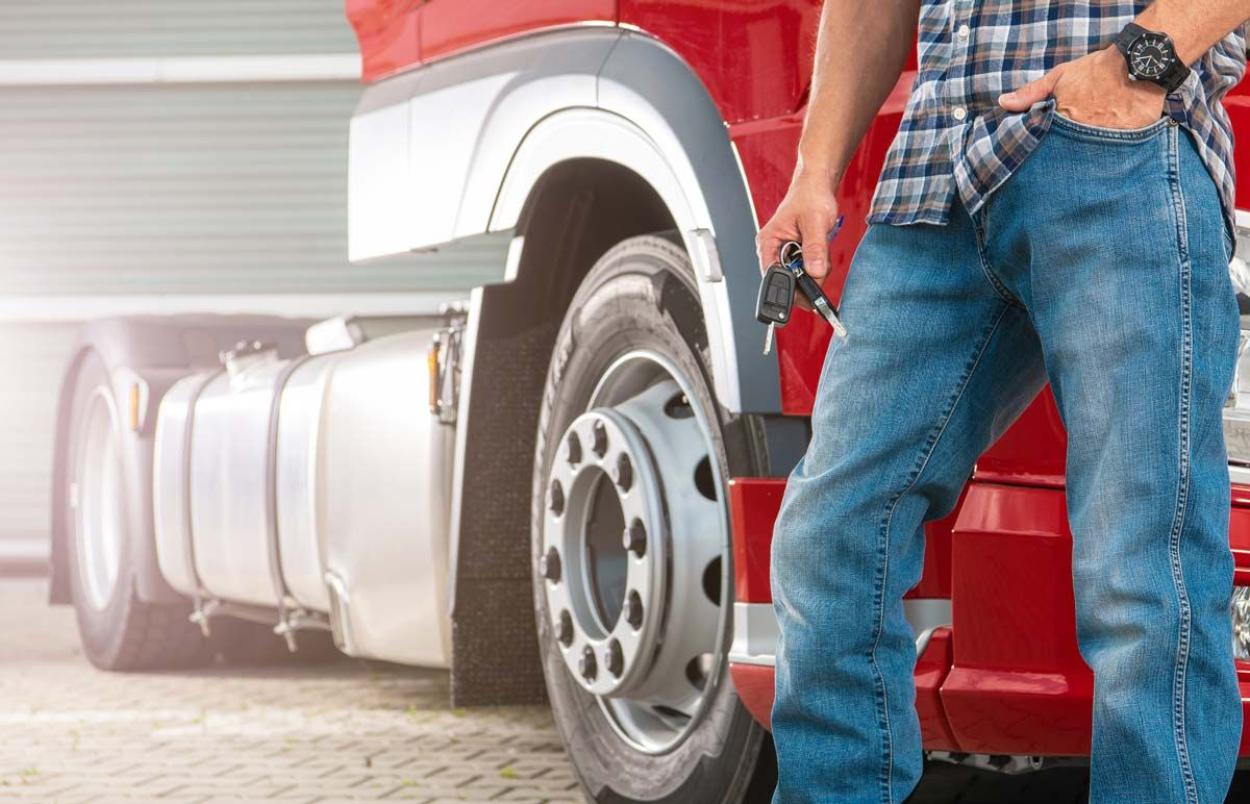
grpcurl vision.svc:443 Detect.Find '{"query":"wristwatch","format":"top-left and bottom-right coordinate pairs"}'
top-left (1114, 22), bottom-right (1190, 93)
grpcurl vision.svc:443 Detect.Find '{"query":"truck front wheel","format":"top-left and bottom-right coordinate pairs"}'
top-left (532, 235), bottom-right (774, 802)
top-left (65, 352), bottom-right (210, 670)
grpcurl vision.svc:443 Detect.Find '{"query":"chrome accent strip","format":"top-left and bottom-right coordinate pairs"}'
top-left (729, 602), bottom-right (779, 667)
top-left (729, 599), bottom-right (953, 668)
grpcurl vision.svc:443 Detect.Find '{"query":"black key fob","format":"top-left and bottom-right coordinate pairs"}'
top-left (756, 263), bottom-right (796, 326)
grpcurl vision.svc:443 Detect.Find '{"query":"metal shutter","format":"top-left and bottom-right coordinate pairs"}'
top-left (0, 80), bottom-right (499, 295)
top-left (0, 323), bottom-right (77, 555)
top-left (0, 0), bottom-right (356, 58)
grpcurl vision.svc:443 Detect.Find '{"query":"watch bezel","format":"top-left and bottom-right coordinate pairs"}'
top-left (1126, 31), bottom-right (1176, 80)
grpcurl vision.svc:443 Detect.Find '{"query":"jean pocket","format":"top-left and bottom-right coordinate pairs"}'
top-left (1049, 106), bottom-right (1172, 142)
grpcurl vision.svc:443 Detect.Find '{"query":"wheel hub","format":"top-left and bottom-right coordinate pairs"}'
top-left (544, 407), bottom-right (667, 697)
top-left (541, 351), bottom-right (728, 752)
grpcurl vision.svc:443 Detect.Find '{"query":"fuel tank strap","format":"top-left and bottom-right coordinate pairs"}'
top-left (265, 355), bottom-right (311, 641)
top-left (179, 369), bottom-right (224, 630)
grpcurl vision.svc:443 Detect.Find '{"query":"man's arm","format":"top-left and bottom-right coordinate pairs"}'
top-left (756, 0), bottom-right (921, 283)
top-left (999, 1), bottom-right (1250, 126)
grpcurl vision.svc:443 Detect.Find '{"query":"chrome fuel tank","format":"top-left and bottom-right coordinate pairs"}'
top-left (152, 323), bottom-right (454, 667)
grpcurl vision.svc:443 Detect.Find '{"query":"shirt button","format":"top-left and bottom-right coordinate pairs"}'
top-left (957, 23), bottom-right (970, 39)
top-left (952, 105), bottom-right (967, 121)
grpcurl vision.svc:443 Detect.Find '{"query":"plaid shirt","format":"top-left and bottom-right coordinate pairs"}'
top-left (867, 2), bottom-right (1247, 240)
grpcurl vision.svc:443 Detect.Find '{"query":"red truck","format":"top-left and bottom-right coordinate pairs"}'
top-left (47, 1), bottom-right (1250, 801)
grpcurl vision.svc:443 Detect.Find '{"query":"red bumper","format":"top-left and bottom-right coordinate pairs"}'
top-left (728, 477), bottom-right (1250, 756)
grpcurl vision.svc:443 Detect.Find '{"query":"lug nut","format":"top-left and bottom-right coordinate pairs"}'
top-left (623, 520), bottom-right (647, 557)
top-left (566, 432), bottom-right (582, 466)
top-left (591, 420), bottom-right (609, 457)
top-left (614, 453), bottom-right (633, 491)
top-left (549, 480), bottom-right (565, 516)
top-left (556, 610), bottom-right (574, 646)
top-left (623, 590), bottom-right (643, 629)
top-left (539, 547), bottom-right (561, 582)
top-left (579, 645), bottom-right (598, 681)
top-left (603, 639), bottom-right (624, 677)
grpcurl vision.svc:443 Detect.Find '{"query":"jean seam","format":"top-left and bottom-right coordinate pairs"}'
top-left (969, 205), bottom-right (1026, 309)
top-left (1164, 121), bottom-right (1200, 804)
top-left (870, 301), bottom-right (1011, 803)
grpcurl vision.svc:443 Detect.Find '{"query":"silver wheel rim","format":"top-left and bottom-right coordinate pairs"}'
top-left (75, 389), bottom-right (125, 611)
top-left (542, 350), bottom-right (729, 754)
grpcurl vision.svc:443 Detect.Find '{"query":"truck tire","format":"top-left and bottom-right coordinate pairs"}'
top-left (532, 235), bottom-right (774, 803)
top-left (65, 352), bottom-right (210, 670)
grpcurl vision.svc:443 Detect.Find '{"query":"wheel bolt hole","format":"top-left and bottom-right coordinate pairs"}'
top-left (556, 610), bottom-right (574, 646)
top-left (603, 639), bottom-right (624, 678)
top-left (623, 590), bottom-right (643, 629)
top-left (663, 392), bottom-right (694, 419)
top-left (614, 453), bottom-right (633, 492)
top-left (579, 645), bottom-right (598, 681)
top-left (549, 479), bottom-right (565, 516)
top-left (702, 556), bottom-right (722, 605)
top-left (685, 653), bottom-right (714, 691)
top-left (623, 520), bottom-right (647, 558)
top-left (565, 432), bottom-right (582, 466)
top-left (694, 456), bottom-right (717, 501)
top-left (591, 420), bottom-right (609, 457)
top-left (540, 547), bottom-right (562, 583)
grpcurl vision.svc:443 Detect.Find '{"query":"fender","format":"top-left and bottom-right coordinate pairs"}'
top-left (348, 28), bottom-right (779, 414)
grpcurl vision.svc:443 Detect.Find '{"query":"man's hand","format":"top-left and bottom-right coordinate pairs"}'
top-left (756, 170), bottom-right (839, 311)
top-left (997, 45), bottom-right (1166, 129)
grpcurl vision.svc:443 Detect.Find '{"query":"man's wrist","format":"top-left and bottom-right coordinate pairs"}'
top-left (794, 153), bottom-right (844, 188)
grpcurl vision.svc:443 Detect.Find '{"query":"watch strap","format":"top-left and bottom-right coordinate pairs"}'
top-left (1158, 57), bottom-right (1190, 93)
top-left (1114, 22), bottom-right (1148, 58)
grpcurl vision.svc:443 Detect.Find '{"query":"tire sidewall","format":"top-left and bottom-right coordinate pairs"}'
top-left (532, 236), bottom-right (765, 803)
top-left (65, 352), bottom-right (138, 667)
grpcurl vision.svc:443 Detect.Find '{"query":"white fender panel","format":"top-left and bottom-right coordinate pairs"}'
top-left (348, 29), bottom-right (617, 262)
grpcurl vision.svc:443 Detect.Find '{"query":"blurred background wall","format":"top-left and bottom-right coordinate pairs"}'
top-left (0, 1), bottom-right (468, 565)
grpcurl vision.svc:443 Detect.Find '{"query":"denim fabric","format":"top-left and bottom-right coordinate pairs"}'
top-left (771, 107), bottom-right (1243, 803)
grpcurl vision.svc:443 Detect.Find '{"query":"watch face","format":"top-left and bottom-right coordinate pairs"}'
top-left (1128, 32), bottom-right (1174, 79)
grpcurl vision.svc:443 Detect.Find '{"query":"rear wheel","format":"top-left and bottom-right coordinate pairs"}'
top-left (66, 353), bottom-right (210, 670)
top-left (533, 236), bottom-right (774, 802)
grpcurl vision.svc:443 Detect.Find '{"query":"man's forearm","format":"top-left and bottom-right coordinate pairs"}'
top-left (797, 0), bottom-right (920, 185)
top-left (1137, 0), bottom-right (1249, 64)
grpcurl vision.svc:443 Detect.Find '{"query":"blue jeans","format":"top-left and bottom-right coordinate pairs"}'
top-left (771, 110), bottom-right (1243, 803)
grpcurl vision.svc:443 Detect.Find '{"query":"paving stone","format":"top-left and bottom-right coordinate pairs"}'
top-left (0, 579), bottom-right (581, 802)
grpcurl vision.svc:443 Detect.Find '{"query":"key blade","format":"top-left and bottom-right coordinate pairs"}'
top-left (814, 299), bottom-right (848, 338)
top-left (763, 322), bottom-right (775, 355)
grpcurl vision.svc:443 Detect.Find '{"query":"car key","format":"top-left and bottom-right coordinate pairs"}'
top-left (779, 238), bottom-right (848, 339)
top-left (756, 262), bottom-right (796, 355)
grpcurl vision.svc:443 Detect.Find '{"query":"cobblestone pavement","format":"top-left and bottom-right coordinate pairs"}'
top-left (0, 579), bottom-right (580, 803)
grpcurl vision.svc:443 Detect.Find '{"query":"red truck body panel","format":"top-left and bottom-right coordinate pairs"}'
top-left (348, 0), bottom-right (1250, 757)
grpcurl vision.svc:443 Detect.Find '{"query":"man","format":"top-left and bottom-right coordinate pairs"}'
top-left (758, 1), bottom-right (1250, 802)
